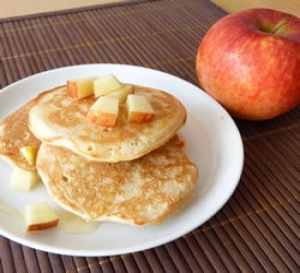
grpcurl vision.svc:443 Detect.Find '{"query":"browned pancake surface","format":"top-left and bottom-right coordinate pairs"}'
top-left (0, 101), bottom-right (41, 172)
top-left (29, 85), bottom-right (186, 162)
top-left (37, 135), bottom-right (198, 225)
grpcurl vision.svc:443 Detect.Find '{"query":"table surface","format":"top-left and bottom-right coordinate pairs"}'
top-left (0, 0), bottom-right (298, 272)
top-left (0, 0), bottom-right (125, 19)
top-left (212, 0), bottom-right (300, 17)
top-left (1, 0), bottom-right (300, 19)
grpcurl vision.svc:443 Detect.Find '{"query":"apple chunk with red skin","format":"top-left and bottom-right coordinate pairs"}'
top-left (126, 94), bottom-right (156, 122)
top-left (196, 8), bottom-right (300, 120)
top-left (24, 202), bottom-right (59, 232)
top-left (67, 77), bottom-right (95, 99)
top-left (87, 96), bottom-right (119, 127)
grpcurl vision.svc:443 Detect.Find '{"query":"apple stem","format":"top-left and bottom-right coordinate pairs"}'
top-left (271, 19), bottom-right (289, 34)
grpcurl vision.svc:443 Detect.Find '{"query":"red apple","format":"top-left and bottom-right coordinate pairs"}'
top-left (196, 8), bottom-right (300, 120)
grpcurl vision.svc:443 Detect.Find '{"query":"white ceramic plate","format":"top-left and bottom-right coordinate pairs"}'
top-left (0, 64), bottom-right (244, 256)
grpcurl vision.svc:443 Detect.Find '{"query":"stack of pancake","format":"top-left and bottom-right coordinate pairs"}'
top-left (0, 83), bottom-right (198, 226)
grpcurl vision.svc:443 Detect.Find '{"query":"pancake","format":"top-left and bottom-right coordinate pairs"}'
top-left (37, 135), bottom-right (198, 225)
top-left (29, 85), bottom-right (186, 162)
top-left (0, 101), bottom-right (41, 172)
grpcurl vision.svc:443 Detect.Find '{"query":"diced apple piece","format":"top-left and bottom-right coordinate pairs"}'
top-left (93, 74), bottom-right (122, 98)
top-left (10, 167), bottom-right (40, 192)
top-left (20, 146), bottom-right (38, 165)
top-left (105, 84), bottom-right (134, 103)
top-left (126, 94), bottom-right (156, 122)
top-left (87, 96), bottom-right (119, 127)
top-left (24, 202), bottom-right (59, 232)
top-left (67, 77), bottom-right (95, 99)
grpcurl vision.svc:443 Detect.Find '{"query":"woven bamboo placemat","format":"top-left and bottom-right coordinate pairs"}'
top-left (0, 0), bottom-right (298, 272)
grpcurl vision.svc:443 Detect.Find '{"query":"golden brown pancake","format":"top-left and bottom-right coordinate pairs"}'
top-left (37, 135), bottom-right (198, 225)
top-left (0, 101), bottom-right (41, 172)
top-left (29, 85), bottom-right (186, 162)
